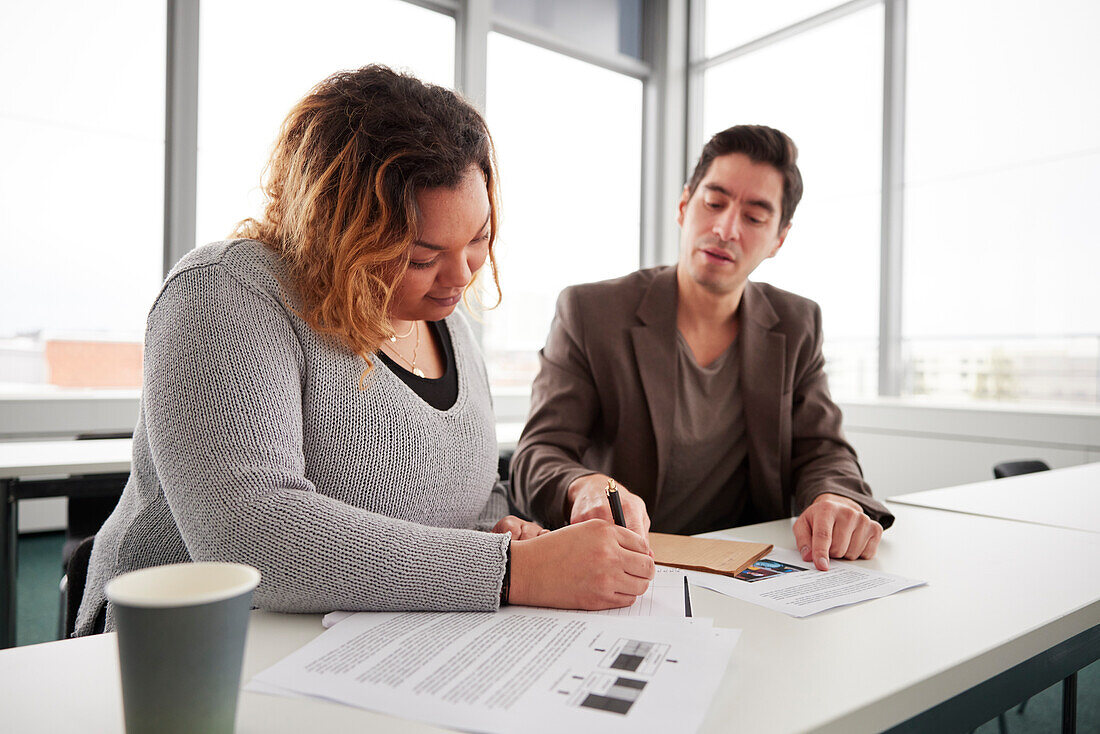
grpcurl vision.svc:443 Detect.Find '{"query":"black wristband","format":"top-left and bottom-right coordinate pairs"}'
top-left (500, 542), bottom-right (512, 606)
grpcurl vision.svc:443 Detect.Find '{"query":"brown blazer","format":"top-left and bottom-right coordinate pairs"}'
top-left (510, 266), bottom-right (894, 532)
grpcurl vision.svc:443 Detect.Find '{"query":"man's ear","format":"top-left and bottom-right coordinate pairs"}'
top-left (676, 184), bottom-right (691, 227)
top-left (768, 222), bottom-right (791, 259)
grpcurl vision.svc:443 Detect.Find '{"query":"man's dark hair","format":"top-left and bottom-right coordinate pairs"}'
top-left (685, 125), bottom-right (803, 230)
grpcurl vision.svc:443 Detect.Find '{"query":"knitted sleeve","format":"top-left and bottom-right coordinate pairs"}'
top-left (472, 481), bottom-right (510, 531)
top-left (142, 263), bottom-right (508, 612)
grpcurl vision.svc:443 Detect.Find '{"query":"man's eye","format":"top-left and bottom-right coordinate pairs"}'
top-left (705, 201), bottom-right (722, 210)
top-left (746, 214), bottom-right (766, 225)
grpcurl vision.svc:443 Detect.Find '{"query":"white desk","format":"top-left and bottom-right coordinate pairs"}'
top-left (888, 461), bottom-right (1100, 534)
top-left (2, 504), bottom-right (1098, 733)
top-left (0, 439), bottom-right (133, 481)
top-left (0, 438), bottom-right (134, 649)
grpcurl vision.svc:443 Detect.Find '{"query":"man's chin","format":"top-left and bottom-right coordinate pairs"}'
top-left (689, 269), bottom-right (742, 296)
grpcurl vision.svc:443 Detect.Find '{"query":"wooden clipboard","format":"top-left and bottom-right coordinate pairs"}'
top-left (649, 532), bottom-right (773, 578)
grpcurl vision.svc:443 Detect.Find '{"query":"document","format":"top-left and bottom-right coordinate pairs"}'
top-left (248, 609), bottom-right (739, 734)
top-left (684, 546), bottom-right (925, 617)
top-left (323, 567), bottom-right (690, 629)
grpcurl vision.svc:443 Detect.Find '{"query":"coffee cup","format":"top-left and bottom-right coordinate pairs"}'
top-left (105, 562), bottom-right (261, 734)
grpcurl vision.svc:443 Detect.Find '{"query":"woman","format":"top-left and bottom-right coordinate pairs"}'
top-left (74, 65), bottom-right (653, 636)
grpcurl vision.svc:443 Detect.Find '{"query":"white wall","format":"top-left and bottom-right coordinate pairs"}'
top-left (840, 400), bottom-right (1100, 498)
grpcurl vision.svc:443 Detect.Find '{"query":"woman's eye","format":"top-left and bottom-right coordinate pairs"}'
top-left (408, 259), bottom-right (437, 270)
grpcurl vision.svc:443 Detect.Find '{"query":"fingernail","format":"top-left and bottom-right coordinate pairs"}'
top-left (800, 546), bottom-right (810, 558)
top-left (817, 556), bottom-right (829, 571)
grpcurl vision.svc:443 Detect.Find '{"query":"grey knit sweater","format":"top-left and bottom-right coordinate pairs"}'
top-left (74, 239), bottom-right (510, 636)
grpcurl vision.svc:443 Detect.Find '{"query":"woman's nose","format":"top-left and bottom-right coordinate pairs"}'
top-left (441, 252), bottom-right (474, 287)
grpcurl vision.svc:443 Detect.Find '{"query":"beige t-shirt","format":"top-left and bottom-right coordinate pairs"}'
top-left (653, 332), bottom-right (750, 534)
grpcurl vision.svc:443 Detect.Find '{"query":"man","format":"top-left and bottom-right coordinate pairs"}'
top-left (510, 125), bottom-right (893, 571)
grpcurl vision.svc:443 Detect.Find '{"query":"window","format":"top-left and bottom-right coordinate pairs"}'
top-left (702, 5), bottom-right (884, 398)
top-left (195, 0), bottom-right (455, 249)
top-left (0, 1), bottom-right (166, 392)
top-left (482, 32), bottom-right (643, 390)
top-left (902, 0), bottom-right (1100, 404)
top-left (704, 0), bottom-right (850, 56)
top-left (493, 0), bottom-right (644, 59)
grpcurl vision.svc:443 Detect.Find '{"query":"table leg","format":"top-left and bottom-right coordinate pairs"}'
top-left (1062, 671), bottom-right (1077, 734)
top-left (1, 479), bottom-right (18, 648)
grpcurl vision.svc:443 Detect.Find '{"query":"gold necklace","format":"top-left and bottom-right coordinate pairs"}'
top-left (388, 320), bottom-right (416, 342)
top-left (388, 322), bottom-right (425, 378)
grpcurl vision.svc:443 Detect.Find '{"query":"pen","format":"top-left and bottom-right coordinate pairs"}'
top-left (606, 478), bottom-right (626, 527)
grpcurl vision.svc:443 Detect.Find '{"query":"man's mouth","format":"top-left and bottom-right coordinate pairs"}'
top-left (701, 247), bottom-right (735, 263)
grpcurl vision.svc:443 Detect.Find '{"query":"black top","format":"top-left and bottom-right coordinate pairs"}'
top-left (377, 320), bottom-right (459, 410)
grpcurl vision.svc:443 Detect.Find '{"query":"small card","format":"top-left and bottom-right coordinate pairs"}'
top-left (649, 532), bottom-right (773, 577)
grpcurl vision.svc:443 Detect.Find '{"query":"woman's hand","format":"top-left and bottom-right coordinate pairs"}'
top-left (507, 519), bottom-right (655, 610)
top-left (492, 515), bottom-right (549, 540)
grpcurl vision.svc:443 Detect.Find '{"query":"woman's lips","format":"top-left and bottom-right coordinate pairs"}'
top-left (428, 293), bottom-right (462, 307)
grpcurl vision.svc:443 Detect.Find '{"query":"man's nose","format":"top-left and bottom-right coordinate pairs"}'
top-left (713, 209), bottom-right (740, 242)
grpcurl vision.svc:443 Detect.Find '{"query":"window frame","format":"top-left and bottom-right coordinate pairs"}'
top-left (688, 0), bottom-right (904, 396)
top-left (8, 0), bottom-right (1099, 439)
top-left (1, 0), bottom-right (670, 435)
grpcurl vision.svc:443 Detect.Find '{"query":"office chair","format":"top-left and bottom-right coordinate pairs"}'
top-left (61, 535), bottom-right (96, 639)
top-left (993, 459), bottom-right (1051, 479)
top-left (992, 459), bottom-right (1077, 733)
top-left (55, 435), bottom-right (129, 637)
top-left (498, 448), bottom-right (514, 484)
top-left (497, 447), bottom-right (535, 522)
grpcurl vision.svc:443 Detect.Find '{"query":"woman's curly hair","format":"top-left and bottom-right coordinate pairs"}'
top-left (235, 65), bottom-right (501, 376)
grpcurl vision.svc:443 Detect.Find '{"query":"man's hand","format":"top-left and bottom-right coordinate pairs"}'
top-left (566, 474), bottom-right (652, 551)
top-left (792, 493), bottom-right (883, 571)
top-left (491, 515), bottom-right (549, 540)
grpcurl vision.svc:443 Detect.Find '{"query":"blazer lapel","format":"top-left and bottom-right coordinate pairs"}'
top-left (739, 282), bottom-right (786, 518)
top-left (630, 269), bottom-right (679, 502)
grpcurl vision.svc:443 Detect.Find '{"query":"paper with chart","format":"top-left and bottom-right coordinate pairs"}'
top-left (322, 567), bottom-right (690, 629)
top-left (684, 546), bottom-right (925, 617)
top-left (248, 609), bottom-right (739, 734)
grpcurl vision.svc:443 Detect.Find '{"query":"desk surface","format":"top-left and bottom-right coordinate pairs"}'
top-left (888, 461), bottom-right (1100, 534)
top-left (0, 425), bottom-right (527, 482)
top-left (0, 438), bottom-right (132, 480)
top-left (2, 504), bottom-right (1098, 733)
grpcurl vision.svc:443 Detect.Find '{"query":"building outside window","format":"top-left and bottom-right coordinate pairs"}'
top-left (0, 1), bottom-right (166, 393)
top-left (901, 0), bottom-right (1100, 405)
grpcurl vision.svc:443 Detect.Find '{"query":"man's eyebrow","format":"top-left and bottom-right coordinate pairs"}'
top-left (702, 184), bottom-right (775, 213)
top-left (413, 211), bottom-right (491, 250)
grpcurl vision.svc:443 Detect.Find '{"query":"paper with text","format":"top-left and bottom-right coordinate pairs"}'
top-left (685, 546), bottom-right (925, 617)
top-left (249, 609), bottom-right (739, 734)
top-left (322, 567), bottom-right (689, 629)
